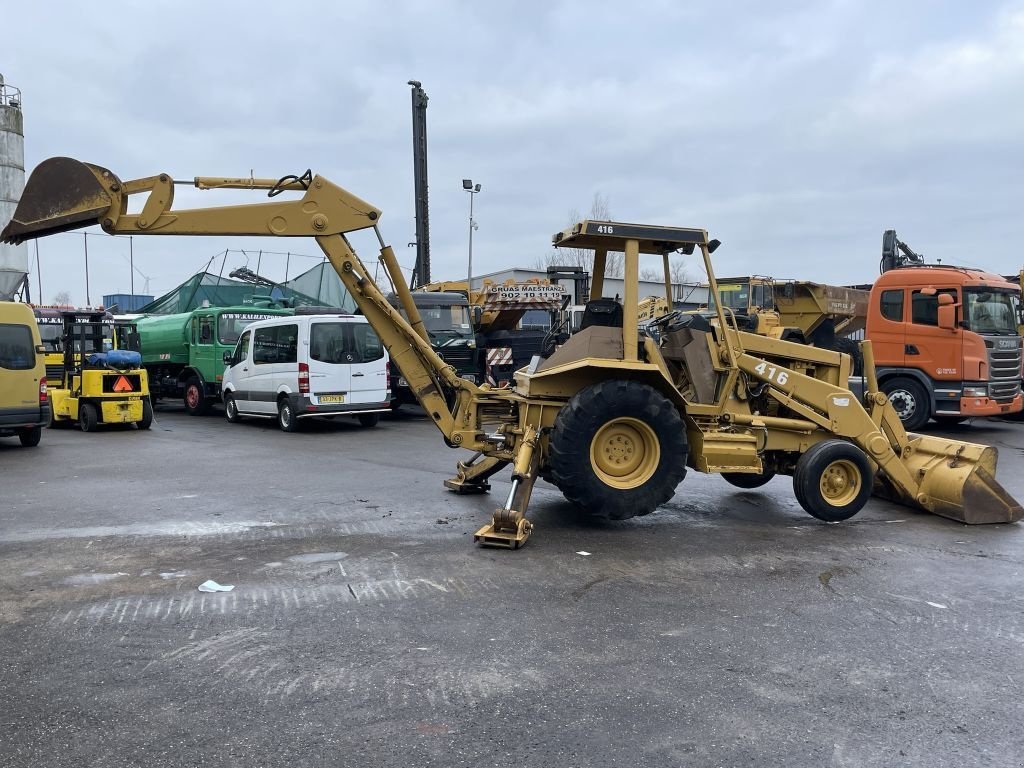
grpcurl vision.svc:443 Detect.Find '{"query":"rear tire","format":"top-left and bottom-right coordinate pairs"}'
top-left (547, 380), bottom-right (688, 521)
top-left (793, 440), bottom-right (873, 522)
top-left (721, 470), bottom-right (776, 489)
top-left (882, 376), bottom-right (930, 431)
top-left (19, 427), bottom-right (42, 447)
top-left (138, 398), bottom-right (153, 430)
top-left (184, 377), bottom-right (210, 416)
top-left (224, 393), bottom-right (242, 423)
top-left (278, 398), bottom-right (300, 432)
top-left (358, 413), bottom-right (379, 428)
top-left (79, 403), bottom-right (98, 433)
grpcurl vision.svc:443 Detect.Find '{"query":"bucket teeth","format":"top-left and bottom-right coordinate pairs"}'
top-left (1, 157), bottom-right (114, 244)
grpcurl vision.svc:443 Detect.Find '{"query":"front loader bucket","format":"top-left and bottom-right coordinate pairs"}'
top-left (0, 157), bottom-right (115, 244)
top-left (877, 434), bottom-right (1023, 524)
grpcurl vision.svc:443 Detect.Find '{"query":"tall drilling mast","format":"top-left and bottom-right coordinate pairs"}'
top-left (408, 80), bottom-right (430, 288)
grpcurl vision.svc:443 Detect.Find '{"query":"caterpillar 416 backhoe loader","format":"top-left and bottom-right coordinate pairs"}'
top-left (3, 157), bottom-right (1020, 549)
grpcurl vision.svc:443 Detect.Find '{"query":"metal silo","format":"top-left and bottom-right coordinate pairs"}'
top-left (0, 74), bottom-right (28, 301)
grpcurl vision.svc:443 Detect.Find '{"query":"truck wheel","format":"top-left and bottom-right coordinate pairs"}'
top-left (721, 470), bottom-right (776, 489)
top-left (358, 413), bottom-right (379, 428)
top-left (224, 393), bottom-right (242, 423)
top-left (138, 398), bottom-right (154, 430)
top-left (19, 427), bottom-right (42, 447)
top-left (79, 403), bottom-right (98, 433)
top-left (547, 380), bottom-right (688, 521)
top-left (882, 377), bottom-right (929, 431)
top-left (278, 398), bottom-right (300, 432)
top-left (793, 440), bottom-right (873, 522)
top-left (184, 378), bottom-right (210, 416)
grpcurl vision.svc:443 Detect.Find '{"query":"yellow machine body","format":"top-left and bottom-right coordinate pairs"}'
top-left (3, 157), bottom-right (1019, 547)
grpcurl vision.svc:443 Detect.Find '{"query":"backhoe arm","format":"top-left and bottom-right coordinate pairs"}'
top-left (1, 157), bottom-right (482, 442)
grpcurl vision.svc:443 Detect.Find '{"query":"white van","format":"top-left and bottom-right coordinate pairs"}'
top-left (221, 313), bottom-right (390, 432)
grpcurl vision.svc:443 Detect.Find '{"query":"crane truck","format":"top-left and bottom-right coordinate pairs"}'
top-left (3, 157), bottom-right (1020, 551)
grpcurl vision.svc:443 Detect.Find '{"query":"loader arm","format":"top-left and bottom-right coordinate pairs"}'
top-left (0, 158), bottom-right (490, 446)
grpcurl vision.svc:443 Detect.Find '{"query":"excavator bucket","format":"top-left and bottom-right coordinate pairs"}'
top-left (877, 434), bottom-right (1023, 524)
top-left (0, 157), bottom-right (114, 244)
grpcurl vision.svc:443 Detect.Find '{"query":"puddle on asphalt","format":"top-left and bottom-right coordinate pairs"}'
top-left (285, 551), bottom-right (348, 564)
top-left (63, 572), bottom-right (129, 586)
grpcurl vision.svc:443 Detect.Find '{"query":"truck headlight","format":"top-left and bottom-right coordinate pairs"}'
top-left (963, 385), bottom-right (988, 398)
top-left (461, 374), bottom-right (477, 384)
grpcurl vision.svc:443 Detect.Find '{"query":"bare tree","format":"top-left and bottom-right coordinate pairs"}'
top-left (53, 290), bottom-right (71, 306)
top-left (534, 192), bottom-right (623, 278)
top-left (669, 258), bottom-right (689, 285)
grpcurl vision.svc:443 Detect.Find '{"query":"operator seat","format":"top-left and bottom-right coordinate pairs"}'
top-left (579, 298), bottom-right (623, 330)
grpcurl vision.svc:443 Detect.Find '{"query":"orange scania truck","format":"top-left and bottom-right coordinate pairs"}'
top-left (865, 230), bottom-right (1022, 430)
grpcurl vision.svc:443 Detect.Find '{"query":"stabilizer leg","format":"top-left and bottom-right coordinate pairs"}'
top-left (444, 453), bottom-right (508, 495)
top-left (474, 426), bottom-right (541, 549)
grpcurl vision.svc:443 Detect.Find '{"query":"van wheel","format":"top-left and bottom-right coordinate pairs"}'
top-left (19, 427), bottom-right (42, 447)
top-left (882, 377), bottom-right (929, 431)
top-left (224, 394), bottom-right (242, 423)
top-left (137, 398), bottom-right (153, 430)
top-left (184, 378), bottom-right (210, 416)
top-left (278, 398), bottom-right (300, 432)
top-left (358, 413), bottom-right (379, 428)
top-left (79, 403), bottom-right (99, 433)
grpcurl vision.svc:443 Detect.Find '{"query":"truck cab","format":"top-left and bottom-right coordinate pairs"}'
top-left (867, 266), bottom-right (1023, 428)
top-left (387, 292), bottom-right (479, 406)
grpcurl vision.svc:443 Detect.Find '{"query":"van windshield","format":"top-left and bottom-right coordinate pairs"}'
top-left (310, 322), bottom-right (384, 364)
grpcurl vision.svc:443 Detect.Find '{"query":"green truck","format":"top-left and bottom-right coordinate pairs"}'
top-left (136, 306), bottom-right (293, 414)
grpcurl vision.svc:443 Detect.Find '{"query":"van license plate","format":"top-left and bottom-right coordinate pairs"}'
top-left (319, 395), bottom-right (345, 404)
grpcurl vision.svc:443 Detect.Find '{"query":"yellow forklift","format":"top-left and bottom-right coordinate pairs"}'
top-left (48, 310), bottom-right (153, 432)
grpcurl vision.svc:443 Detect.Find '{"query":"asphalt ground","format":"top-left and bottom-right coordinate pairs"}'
top-left (1, 404), bottom-right (1023, 767)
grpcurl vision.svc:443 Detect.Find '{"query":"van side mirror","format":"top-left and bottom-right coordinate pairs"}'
top-left (937, 293), bottom-right (956, 330)
top-left (223, 351), bottom-right (234, 366)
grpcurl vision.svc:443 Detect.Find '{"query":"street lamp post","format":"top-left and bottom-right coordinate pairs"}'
top-left (462, 179), bottom-right (481, 291)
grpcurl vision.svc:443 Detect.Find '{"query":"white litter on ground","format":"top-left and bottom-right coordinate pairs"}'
top-left (576, 551), bottom-right (591, 557)
top-left (198, 580), bottom-right (234, 593)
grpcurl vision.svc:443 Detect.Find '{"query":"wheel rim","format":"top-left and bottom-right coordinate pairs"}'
top-left (589, 417), bottom-right (660, 489)
top-left (887, 389), bottom-right (916, 419)
top-left (186, 386), bottom-right (200, 409)
top-left (819, 459), bottom-right (862, 507)
top-left (280, 404), bottom-right (290, 426)
top-left (226, 398), bottom-right (236, 418)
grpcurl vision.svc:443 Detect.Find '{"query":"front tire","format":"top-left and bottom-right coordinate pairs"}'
top-left (278, 398), bottom-right (300, 432)
top-left (547, 380), bottom-right (688, 521)
top-left (19, 427), bottom-right (42, 447)
top-left (184, 377), bottom-right (210, 416)
top-left (882, 376), bottom-right (930, 431)
top-left (79, 403), bottom-right (98, 433)
top-left (224, 393), bottom-right (242, 423)
top-left (793, 440), bottom-right (873, 522)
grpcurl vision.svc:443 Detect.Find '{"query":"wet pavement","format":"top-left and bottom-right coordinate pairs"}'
top-left (2, 406), bottom-right (1023, 766)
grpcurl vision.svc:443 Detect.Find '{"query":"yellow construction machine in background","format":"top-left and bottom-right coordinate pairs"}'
top-left (3, 157), bottom-right (1020, 549)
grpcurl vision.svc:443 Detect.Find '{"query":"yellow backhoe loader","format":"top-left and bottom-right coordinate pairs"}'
top-left (3, 158), bottom-right (1020, 551)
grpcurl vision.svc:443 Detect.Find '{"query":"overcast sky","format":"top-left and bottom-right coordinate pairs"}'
top-left (3, 0), bottom-right (1023, 307)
